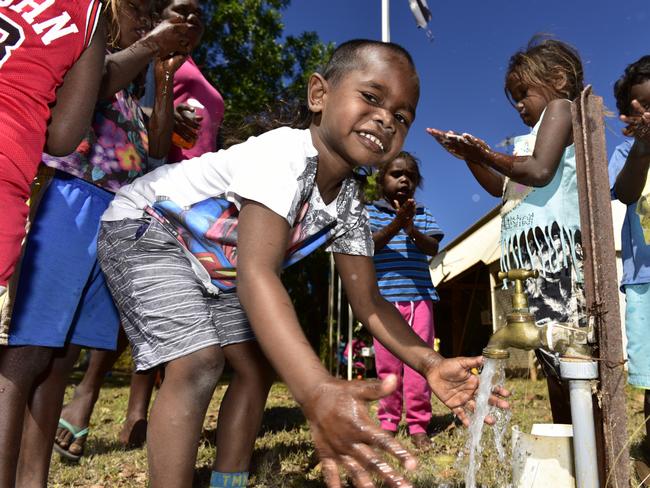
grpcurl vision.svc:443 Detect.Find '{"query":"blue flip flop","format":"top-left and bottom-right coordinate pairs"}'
top-left (53, 418), bottom-right (88, 461)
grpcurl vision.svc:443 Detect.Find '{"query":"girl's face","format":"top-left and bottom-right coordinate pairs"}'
top-left (162, 0), bottom-right (203, 50)
top-left (310, 47), bottom-right (419, 171)
top-left (629, 79), bottom-right (650, 112)
top-left (506, 74), bottom-right (556, 127)
top-left (117, 0), bottom-right (152, 49)
top-left (381, 157), bottom-right (419, 204)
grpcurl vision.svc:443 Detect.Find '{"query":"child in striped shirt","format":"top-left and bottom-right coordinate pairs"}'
top-left (366, 151), bottom-right (443, 450)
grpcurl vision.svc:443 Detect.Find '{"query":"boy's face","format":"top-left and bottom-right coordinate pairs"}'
top-left (311, 48), bottom-right (419, 170)
top-left (630, 79), bottom-right (650, 112)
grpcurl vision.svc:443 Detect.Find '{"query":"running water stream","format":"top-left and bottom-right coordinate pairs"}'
top-left (463, 358), bottom-right (511, 488)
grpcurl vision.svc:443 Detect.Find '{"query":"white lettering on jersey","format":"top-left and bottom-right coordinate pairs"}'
top-left (10, 0), bottom-right (54, 24)
top-left (0, 0), bottom-right (79, 45)
top-left (32, 11), bottom-right (77, 45)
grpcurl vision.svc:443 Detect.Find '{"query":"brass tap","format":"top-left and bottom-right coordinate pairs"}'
top-left (483, 269), bottom-right (539, 359)
top-left (482, 268), bottom-right (592, 360)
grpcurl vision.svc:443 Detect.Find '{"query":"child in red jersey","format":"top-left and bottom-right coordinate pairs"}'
top-left (0, 0), bottom-right (105, 312)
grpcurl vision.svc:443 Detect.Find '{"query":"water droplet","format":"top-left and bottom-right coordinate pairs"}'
top-left (425, 29), bottom-right (435, 43)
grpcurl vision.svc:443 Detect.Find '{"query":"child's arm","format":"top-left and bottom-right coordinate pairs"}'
top-left (428, 98), bottom-right (573, 188)
top-left (98, 18), bottom-right (191, 100)
top-left (335, 253), bottom-right (510, 420)
top-left (614, 100), bottom-right (650, 204)
top-left (237, 200), bottom-right (419, 487)
top-left (45, 16), bottom-right (106, 156)
top-left (372, 199), bottom-right (415, 250)
top-left (147, 55), bottom-right (186, 159)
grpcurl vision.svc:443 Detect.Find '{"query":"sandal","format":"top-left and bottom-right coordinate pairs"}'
top-left (53, 418), bottom-right (88, 461)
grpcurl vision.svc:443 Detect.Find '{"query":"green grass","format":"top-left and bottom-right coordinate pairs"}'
top-left (49, 372), bottom-right (647, 487)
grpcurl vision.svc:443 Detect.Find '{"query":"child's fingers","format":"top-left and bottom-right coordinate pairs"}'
top-left (321, 459), bottom-right (343, 488)
top-left (350, 443), bottom-right (415, 488)
top-left (362, 430), bottom-right (418, 472)
top-left (340, 455), bottom-right (375, 488)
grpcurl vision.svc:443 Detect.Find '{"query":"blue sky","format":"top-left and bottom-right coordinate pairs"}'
top-left (281, 0), bottom-right (648, 243)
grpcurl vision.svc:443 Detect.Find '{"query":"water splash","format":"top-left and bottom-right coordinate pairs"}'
top-left (463, 358), bottom-right (509, 488)
top-left (490, 363), bottom-right (512, 462)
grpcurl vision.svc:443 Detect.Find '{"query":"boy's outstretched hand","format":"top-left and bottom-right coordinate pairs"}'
top-left (425, 355), bottom-right (510, 426)
top-left (302, 375), bottom-right (417, 488)
top-left (426, 128), bottom-right (492, 164)
top-left (621, 99), bottom-right (650, 142)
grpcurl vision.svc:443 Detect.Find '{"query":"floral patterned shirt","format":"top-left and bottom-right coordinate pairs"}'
top-left (42, 84), bottom-right (149, 193)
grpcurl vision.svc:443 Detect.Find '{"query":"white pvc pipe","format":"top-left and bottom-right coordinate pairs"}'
top-left (568, 380), bottom-right (599, 487)
top-left (560, 359), bottom-right (600, 488)
top-left (381, 0), bottom-right (390, 42)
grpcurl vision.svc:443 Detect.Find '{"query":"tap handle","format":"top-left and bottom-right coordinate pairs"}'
top-left (497, 268), bottom-right (539, 282)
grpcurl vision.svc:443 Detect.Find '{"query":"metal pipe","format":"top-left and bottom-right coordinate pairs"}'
top-left (560, 359), bottom-right (600, 488)
top-left (347, 304), bottom-right (353, 381)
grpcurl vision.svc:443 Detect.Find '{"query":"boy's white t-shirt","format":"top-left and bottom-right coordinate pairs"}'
top-left (102, 127), bottom-right (373, 291)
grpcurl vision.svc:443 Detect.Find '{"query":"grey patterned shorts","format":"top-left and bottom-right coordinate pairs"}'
top-left (97, 217), bottom-right (255, 371)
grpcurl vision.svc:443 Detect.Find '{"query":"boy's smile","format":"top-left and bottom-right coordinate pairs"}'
top-left (309, 46), bottom-right (420, 175)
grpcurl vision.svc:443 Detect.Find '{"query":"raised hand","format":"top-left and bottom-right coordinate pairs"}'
top-left (424, 355), bottom-right (510, 426)
top-left (143, 17), bottom-right (193, 58)
top-left (621, 99), bottom-right (650, 142)
top-left (302, 375), bottom-right (417, 488)
top-left (394, 198), bottom-right (416, 232)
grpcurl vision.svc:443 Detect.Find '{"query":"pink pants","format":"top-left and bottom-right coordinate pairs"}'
top-left (0, 153), bottom-right (33, 287)
top-left (373, 300), bottom-right (435, 435)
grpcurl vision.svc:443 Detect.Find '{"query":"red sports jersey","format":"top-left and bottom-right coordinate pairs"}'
top-left (0, 0), bottom-right (102, 182)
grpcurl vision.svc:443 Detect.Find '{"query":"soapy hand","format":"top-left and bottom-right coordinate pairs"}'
top-left (621, 99), bottom-right (650, 142)
top-left (302, 375), bottom-right (417, 488)
top-left (426, 128), bottom-right (492, 163)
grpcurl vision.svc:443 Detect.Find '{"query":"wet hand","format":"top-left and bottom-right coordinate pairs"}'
top-left (621, 99), bottom-right (650, 142)
top-left (145, 17), bottom-right (193, 57)
top-left (302, 375), bottom-right (417, 487)
top-left (424, 355), bottom-right (510, 426)
top-left (173, 103), bottom-right (202, 143)
top-left (426, 128), bottom-right (492, 163)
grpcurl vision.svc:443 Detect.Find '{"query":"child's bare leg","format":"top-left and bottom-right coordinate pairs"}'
top-left (147, 345), bottom-right (225, 488)
top-left (16, 344), bottom-right (81, 488)
top-left (0, 346), bottom-right (52, 487)
top-left (56, 331), bottom-right (128, 455)
top-left (119, 368), bottom-right (156, 448)
top-left (213, 341), bottom-right (274, 473)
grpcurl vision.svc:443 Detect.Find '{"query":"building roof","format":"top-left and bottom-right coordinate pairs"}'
top-left (429, 201), bottom-right (626, 287)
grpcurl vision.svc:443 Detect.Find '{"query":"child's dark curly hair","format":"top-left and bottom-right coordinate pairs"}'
top-left (614, 55), bottom-right (650, 116)
top-left (376, 151), bottom-right (423, 190)
top-left (505, 35), bottom-right (584, 105)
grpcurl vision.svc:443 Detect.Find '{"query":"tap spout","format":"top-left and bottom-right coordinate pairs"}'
top-left (483, 319), bottom-right (542, 359)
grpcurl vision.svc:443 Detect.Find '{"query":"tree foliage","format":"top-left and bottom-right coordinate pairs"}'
top-left (195, 0), bottom-right (334, 128)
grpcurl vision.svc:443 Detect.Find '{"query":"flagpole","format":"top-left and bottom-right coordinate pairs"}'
top-left (381, 0), bottom-right (390, 42)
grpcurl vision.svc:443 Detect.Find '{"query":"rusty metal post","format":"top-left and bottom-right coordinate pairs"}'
top-left (572, 86), bottom-right (629, 487)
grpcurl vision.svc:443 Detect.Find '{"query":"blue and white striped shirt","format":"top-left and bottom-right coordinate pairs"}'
top-left (367, 199), bottom-right (443, 302)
